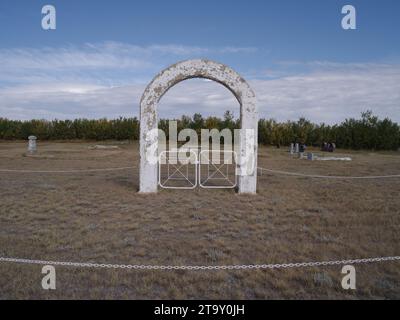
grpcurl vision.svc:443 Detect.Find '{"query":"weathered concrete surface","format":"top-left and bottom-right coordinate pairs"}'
top-left (28, 135), bottom-right (37, 154)
top-left (139, 59), bottom-right (258, 193)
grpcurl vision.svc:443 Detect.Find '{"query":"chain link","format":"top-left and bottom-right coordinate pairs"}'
top-left (0, 256), bottom-right (399, 271)
top-left (0, 166), bottom-right (136, 173)
top-left (258, 167), bottom-right (400, 179)
top-left (2, 166), bottom-right (399, 179)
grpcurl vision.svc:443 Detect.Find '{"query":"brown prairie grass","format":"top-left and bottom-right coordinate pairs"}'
top-left (0, 141), bottom-right (399, 299)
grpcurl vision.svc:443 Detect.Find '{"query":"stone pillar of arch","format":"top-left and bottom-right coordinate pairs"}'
top-left (139, 59), bottom-right (258, 194)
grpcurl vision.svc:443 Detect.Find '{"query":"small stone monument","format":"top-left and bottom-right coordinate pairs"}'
top-left (28, 135), bottom-right (37, 154)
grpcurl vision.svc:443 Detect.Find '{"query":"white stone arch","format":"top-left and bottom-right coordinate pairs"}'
top-left (139, 59), bottom-right (258, 194)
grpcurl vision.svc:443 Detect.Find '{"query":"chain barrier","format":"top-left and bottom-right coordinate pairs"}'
top-left (1, 256), bottom-right (399, 271)
top-left (1, 165), bottom-right (400, 179)
top-left (258, 167), bottom-right (400, 179)
top-left (0, 166), bottom-right (136, 173)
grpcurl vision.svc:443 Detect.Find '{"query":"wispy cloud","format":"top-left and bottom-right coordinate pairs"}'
top-left (0, 43), bottom-right (399, 124)
top-left (0, 42), bottom-right (258, 86)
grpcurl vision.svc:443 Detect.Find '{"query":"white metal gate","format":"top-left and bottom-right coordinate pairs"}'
top-left (158, 149), bottom-right (237, 189)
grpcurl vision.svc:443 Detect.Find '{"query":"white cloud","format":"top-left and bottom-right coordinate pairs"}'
top-left (254, 65), bottom-right (400, 124)
top-left (0, 42), bottom-right (258, 86)
top-left (0, 43), bottom-right (399, 124)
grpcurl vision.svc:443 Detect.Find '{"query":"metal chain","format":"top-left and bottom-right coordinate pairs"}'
top-left (258, 167), bottom-right (400, 179)
top-left (1, 165), bottom-right (399, 179)
top-left (0, 166), bottom-right (136, 173)
top-left (0, 256), bottom-right (399, 271)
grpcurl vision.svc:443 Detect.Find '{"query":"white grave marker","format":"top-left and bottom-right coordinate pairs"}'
top-left (28, 136), bottom-right (37, 154)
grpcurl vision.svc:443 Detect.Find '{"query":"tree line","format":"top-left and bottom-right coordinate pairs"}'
top-left (0, 118), bottom-right (140, 141)
top-left (0, 110), bottom-right (399, 150)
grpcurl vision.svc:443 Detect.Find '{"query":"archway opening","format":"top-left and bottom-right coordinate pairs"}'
top-left (157, 78), bottom-right (241, 189)
top-left (158, 78), bottom-right (240, 144)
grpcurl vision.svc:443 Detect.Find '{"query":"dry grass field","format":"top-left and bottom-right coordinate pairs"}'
top-left (0, 141), bottom-right (399, 299)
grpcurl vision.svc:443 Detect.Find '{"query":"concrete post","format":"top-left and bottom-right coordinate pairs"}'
top-left (28, 136), bottom-right (37, 154)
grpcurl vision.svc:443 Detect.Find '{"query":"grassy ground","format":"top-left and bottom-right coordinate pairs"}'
top-left (0, 141), bottom-right (399, 299)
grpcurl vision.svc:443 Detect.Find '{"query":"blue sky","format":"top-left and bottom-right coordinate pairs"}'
top-left (0, 0), bottom-right (399, 123)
